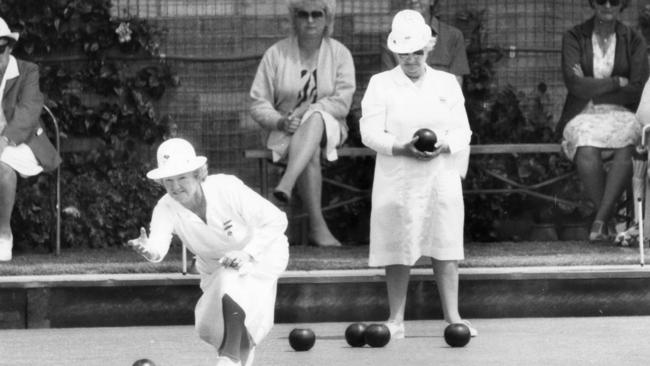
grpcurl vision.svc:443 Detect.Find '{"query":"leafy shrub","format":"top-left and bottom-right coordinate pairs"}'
top-left (4, 0), bottom-right (176, 250)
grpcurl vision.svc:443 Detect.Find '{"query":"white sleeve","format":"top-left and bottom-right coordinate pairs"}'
top-left (228, 177), bottom-right (288, 260)
top-left (144, 201), bottom-right (174, 263)
top-left (249, 48), bottom-right (284, 130)
top-left (443, 78), bottom-right (472, 154)
top-left (637, 80), bottom-right (650, 126)
top-left (360, 75), bottom-right (396, 156)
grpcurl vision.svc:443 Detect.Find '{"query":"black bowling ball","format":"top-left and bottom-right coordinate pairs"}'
top-left (413, 128), bottom-right (438, 152)
top-left (289, 328), bottom-right (316, 351)
top-left (132, 359), bottom-right (156, 366)
top-left (345, 323), bottom-right (367, 347)
top-left (444, 323), bottom-right (471, 347)
top-left (363, 323), bottom-right (391, 347)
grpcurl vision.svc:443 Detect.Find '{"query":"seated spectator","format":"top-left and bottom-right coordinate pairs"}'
top-left (249, 0), bottom-right (356, 247)
top-left (0, 17), bottom-right (61, 261)
top-left (557, 0), bottom-right (648, 242)
top-left (380, 0), bottom-right (469, 85)
top-left (127, 138), bottom-right (289, 366)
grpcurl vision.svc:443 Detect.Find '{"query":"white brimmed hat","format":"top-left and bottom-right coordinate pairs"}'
top-left (146, 138), bottom-right (207, 180)
top-left (387, 9), bottom-right (432, 54)
top-left (0, 17), bottom-right (19, 42)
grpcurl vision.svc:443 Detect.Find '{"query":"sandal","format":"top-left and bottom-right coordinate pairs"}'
top-left (589, 220), bottom-right (608, 242)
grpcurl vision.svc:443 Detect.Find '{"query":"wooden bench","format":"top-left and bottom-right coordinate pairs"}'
top-left (244, 143), bottom-right (578, 207)
top-left (244, 143), bottom-right (589, 244)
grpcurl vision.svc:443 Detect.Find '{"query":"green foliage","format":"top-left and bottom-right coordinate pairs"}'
top-left (4, 0), bottom-right (176, 250)
top-left (457, 9), bottom-right (587, 241)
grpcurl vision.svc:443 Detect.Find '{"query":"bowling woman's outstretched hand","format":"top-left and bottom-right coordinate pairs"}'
top-left (126, 227), bottom-right (159, 261)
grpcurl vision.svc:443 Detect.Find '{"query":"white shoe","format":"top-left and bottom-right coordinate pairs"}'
top-left (384, 321), bottom-right (405, 339)
top-left (447, 320), bottom-right (478, 337)
top-left (215, 356), bottom-right (241, 366)
top-left (0, 235), bottom-right (13, 261)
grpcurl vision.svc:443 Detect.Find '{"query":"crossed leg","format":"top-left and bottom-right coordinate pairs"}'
top-left (274, 113), bottom-right (340, 246)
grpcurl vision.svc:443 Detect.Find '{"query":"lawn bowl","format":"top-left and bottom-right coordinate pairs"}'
top-left (345, 323), bottom-right (367, 347)
top-left (444, 323), bottom-right (471, 347)
top-left (413, 128), bottom-right (438, 152)
top-left (132, 359), bottom-right (156, 366)
top-left (363, 323), bottom-right (391, 347)
top-left (289, 328), bottom-right (316, 351)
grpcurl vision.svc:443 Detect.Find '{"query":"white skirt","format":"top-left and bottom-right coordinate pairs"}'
top-left (194, 249), bottom-right (288, 348)
top-left (1, 144), bottom-right (43, 177)
top-left (267, 108), bottom-right (342, 163)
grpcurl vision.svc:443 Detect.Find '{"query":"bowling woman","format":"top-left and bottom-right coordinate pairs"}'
top-left (127, 138), bottom-right (289, 366)
top-left (360, 10), bottom-right (476, 339)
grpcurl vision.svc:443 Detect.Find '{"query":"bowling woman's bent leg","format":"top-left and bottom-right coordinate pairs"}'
top-left (219, 294), bottom-right (247, 362)
top-left (431, 259), bottom-right (462, 324)
top-left (195, 269), bottom-right (239, 348)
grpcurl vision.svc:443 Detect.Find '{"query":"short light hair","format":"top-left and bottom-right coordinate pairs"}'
top-left (287, 0), bottom-right (336, 37)
top-left (155, 163), bottom-right (208, 186)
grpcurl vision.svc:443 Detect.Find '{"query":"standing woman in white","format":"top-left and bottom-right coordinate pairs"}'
top-left (127, 138), bottom-right (289, 366)
top-left (360, 10), bottom-right (475, 339)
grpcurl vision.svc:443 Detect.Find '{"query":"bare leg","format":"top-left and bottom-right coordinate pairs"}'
top-left (597, 146), bottom-right (632, 223)
top-left (219, 294), bottom-right (246, 363)
top-left (385, 264), bottom-right (410, 323)
top-left (275, 113), bottom-right (325, 199)
top-left (431, 259), bottom-right (462, 324)
top-left (574, 146), bottom-right (606, 217)
top-left (296, 152), bottom-right (340, 246)
top-left (0, 161), bottom-right (17, 238)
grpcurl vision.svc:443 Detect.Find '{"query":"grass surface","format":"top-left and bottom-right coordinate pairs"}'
top-left (0, 240), bottom-right (647, 276)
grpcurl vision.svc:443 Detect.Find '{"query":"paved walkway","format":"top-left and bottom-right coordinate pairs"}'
top-left (2, 316), bottom-right (649, 366)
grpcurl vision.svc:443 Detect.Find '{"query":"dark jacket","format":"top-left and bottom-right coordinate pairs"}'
top-left (556, 17), bottom-right (649, 134)
top-left (2, 58), bottom-right (61, 172)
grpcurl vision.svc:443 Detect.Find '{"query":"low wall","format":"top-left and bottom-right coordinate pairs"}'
top-left (2, 267), bottom-right (650, 329)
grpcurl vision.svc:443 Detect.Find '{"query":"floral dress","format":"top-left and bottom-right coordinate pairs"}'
top-left (562, 33), bottom-right (641, 161)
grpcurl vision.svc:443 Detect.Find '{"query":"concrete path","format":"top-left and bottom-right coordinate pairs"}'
top-left (1, 316), bottom-right (649, 366)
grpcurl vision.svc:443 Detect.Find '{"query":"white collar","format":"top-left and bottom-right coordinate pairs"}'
top-left (2, 55), bottom-right (19, 83)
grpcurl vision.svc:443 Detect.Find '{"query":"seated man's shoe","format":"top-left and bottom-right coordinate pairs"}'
top-left (384, 321), bottom-right (405, 339)
top-left (0, 235), bottom-right (13, 261)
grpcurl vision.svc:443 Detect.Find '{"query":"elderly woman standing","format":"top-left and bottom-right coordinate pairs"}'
top-left (249, 0), bottom-right (356, 247)
top-left (127, 138), bottom-right (289, 366)
top-left (558, 0), bottom-right (648, 242)
top-left (360, 10), bottom-right (475, 339)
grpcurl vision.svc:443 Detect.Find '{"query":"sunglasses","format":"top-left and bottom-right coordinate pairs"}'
top-left (397, 49), bottom-right (425, 58)
top-left (295, 10), bottom-right (325, 20)
top-left (0, 43), bottom-right (8, 54)
top-left (594, 0), bottom-right (621, 6)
